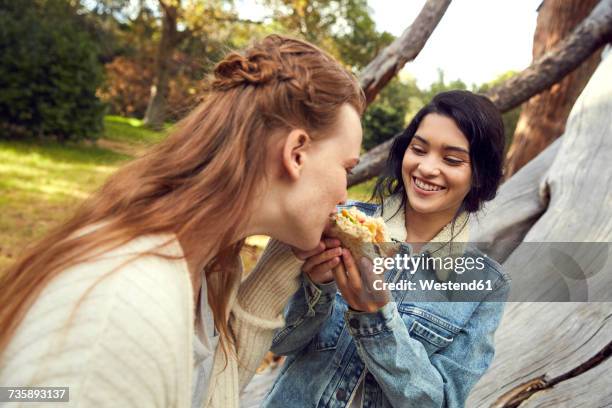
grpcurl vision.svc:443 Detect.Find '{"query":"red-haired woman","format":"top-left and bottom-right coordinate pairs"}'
top-left (0, 35), bottom-right (365, 407)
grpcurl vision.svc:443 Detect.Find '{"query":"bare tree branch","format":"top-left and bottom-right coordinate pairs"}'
top-left (359, 0), bottom-right (452, 105)
top-left (486, 0), bottom-right (612, 112)
top-left (349, 0), bottom-right (612, 187)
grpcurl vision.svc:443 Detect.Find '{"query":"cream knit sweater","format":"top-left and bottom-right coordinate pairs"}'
top-left (0, 234), bottom-right (303, 407)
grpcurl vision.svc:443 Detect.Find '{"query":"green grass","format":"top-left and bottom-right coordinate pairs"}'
top-left (348, 177), bottom-right (377, 202)
top-left (103, 115), bottom-right (168, 145)
top-left (0, 117), bottom-right (167, 270)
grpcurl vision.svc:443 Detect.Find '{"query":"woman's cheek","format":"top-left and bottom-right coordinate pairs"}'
top-left (449, 166), bottom-right (472, 196)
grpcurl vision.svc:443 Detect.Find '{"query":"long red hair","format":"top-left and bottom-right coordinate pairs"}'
top-left (0, 35), bottom-right (365, 360)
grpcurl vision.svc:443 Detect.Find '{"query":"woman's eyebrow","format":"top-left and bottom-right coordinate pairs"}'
top-left (413, 135), bottom-right (428, 145)
top-left (414, 135), bottom-right (469, 154)
top-left (443, 145), bottom-right (470, 154)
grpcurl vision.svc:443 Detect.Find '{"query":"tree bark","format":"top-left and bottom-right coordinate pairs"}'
top-left (348, 0), bottom-right (612, 187)
top-left (143, 1), bottom-right (179, 130)
top-left (504, 0), bottom-right (601, 179)
top-left (359, 0), bottom-right (451, 105)
top-left (467, 45), bottom-right (612, 407)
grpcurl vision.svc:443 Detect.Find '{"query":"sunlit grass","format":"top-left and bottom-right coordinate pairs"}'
top-left (0, 117), bottom-right (166, 270)
top-left (103, 115), bottom-right (168, 145)
top-left (348, 178), bottom-right (376, 202)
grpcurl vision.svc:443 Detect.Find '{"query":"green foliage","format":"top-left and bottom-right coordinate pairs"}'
top-left (362, 77), bottom-right (419, 150)
top-left (0, 0), bottom-right (106, 142)
top-left (332, 0), bottom-right (394, 69)
top-left (419, 69), bottom-right (468, 107)
top-left (475, 70), bottom-right (521, 152)
top-left (264, 0), bottom-right (393, 70)
top-left (362, 104), bottom-right (404, 150)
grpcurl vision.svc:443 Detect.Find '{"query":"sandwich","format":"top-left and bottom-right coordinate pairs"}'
top-left (330, 207), bottom-right (396, 262)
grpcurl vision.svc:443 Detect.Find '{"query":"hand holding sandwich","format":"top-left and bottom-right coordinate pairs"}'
top-left (332, 248), bottom-right (390, 313)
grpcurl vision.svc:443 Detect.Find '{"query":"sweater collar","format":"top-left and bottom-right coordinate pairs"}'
top-left (375, 194), bottom-right (470, 281)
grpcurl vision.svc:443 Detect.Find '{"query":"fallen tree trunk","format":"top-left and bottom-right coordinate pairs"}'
top-left (470, 138), bottom-right (560, 263)
top-left (467, 46), bottom-right (612, 406)
top-left (467, 303), bottom-right (612, 407)
top-left (349, 0), bottom-right (612, 187)
top-left (359, 0), bottom-right (451, 105)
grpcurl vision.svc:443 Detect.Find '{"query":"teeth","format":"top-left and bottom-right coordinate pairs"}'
top-left (414, 177), bottom-right (443, 191)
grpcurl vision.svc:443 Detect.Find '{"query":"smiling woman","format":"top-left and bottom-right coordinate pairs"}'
top-left (374, 90), bottom-right (505, 242)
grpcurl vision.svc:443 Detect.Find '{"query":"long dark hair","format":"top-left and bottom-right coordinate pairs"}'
top-left (372, 90), bottom-right (505, 220)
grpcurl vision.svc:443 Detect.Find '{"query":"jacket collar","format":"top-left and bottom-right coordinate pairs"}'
top-left (375, 194), bottom-right (470, 281)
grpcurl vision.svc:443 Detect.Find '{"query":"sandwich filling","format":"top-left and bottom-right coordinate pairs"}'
top-left (332, 207), bottom-right (389, 243)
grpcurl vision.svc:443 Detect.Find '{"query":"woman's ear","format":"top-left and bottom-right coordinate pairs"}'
top-left (282, 129), bottom-right (311, 181)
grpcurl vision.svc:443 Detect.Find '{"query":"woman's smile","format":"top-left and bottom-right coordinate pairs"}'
top-left (412, 176), bottom-right (446, 195)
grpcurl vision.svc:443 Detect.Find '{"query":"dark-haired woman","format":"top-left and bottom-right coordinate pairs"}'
top-left (263, 90), bottom-right (511, 407)
top-left (0, 35), bottom-right (365, 407)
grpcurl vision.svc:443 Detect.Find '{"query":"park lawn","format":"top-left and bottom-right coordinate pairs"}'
top-left (0, 116), bottom-right (377, 271)
top-left (0, 116), bottom-right (163, 270)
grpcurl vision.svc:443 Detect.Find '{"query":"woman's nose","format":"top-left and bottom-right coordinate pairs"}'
top-left (417, 157), bottom-right (441, 177)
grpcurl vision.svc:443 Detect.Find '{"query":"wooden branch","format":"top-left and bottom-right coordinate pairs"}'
top-left (348, 0), bottom-right (612, 187)
top-left (486, 0), bottom-right (612, 113)
top-left (358, 0), bottom-right (452, 105)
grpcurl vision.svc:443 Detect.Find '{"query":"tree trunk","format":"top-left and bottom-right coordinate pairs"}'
top-left (348, 0), bottom-right (612, 187)
top-left (504, 0), bottom-right (602, 179)
top-left (143, 1), bottom-right (179, 130)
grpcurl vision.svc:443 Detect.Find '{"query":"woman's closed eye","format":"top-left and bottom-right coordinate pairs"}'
top-left (410, 145), bottom-right (426, 155)
top-left (444, 156), bottom-right (465, 165)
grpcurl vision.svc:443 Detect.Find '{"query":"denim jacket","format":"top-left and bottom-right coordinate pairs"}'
top-left (262, 201), bottom-right (510, 408)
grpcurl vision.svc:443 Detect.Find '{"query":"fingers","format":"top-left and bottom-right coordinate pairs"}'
top-left (322, 238), bottom-right (341, 248)
top-left (341, 249), bottom-right (363, 294)
top-left (302, 247), bottom-right (342, 273)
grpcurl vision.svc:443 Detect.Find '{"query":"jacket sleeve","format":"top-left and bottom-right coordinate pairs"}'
top-left (270, 273), bottom-right (338, 356)
top-left (345, 280), bottom-right (510, 407)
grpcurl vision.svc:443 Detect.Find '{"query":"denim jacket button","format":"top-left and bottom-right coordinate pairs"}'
top-left (349, 318), bottom-right (360, 329)
top-left (336, 389), bottom-right (347, 401)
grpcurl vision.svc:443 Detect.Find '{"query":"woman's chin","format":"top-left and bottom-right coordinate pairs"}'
top-left (288, 232), bottom-right (322, 252)
top-left (406, 196), bottom-right (442, 214)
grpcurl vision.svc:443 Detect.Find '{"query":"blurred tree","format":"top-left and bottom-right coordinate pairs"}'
top-left (0, 0), bottom-right (105, 141)
top-left (476, 70), bottom-right (522, 154)
top-left (420, 68), bottom-right (467, 102)
top-left (362, 77), bottom-right (418, 150)
top-left (90, 0), bottom-right (261, 125)
top-left (264, 0), bottom-right (393, 70)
